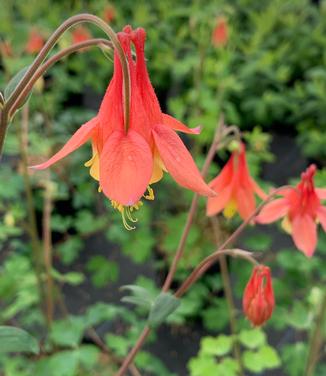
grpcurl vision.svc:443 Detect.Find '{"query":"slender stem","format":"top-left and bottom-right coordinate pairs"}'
top-left (304, 289), bottom-right (326, 376)
top-left (118, 118), bottom-right (227, 375)
top-left (42, 171), bottom-right (54, 326)
top-left (116, 327), bottom-right (151, 376)
top-left (19, 106), bottom-right (45, 315)
top-left (0, 13), bottom-right (130, 156)
top-left (162, 116), bottom-right (225, 292)
top-left (210, 216), bottom-right (244, 376)
top-left (175, 249), bottom-right (257, 298)
top-left (175, 186), bottom-right (292, 298)
top-left (9, 38), bottom-right (113, 117)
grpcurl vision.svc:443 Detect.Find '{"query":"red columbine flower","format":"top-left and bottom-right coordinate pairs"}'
top-left (25, 29), bottom-right (44, 54)
top-left (206, 143), bottom-right (267, 220)
top-left (72, 26), bottom-right (91, 44)
top-left (212, 17), bottom-right (229, 47)
top-left (103, 5), bottom-right (116, 23)
top-left (243, 265), bottom-right (274, 327)
top-left (256, 165), bottom-right (326, 257)
top-left (32, 26), bottom-right (214, 229)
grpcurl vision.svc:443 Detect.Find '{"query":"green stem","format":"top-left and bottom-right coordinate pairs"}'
top-left (210, 216), bottom-right (244, 376)
top-left (19, 105), bottom-right (45, 318)
top-left (304, 289), bottom-right (326, 376)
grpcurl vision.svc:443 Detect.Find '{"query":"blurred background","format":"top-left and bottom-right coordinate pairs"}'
top-left (0, 0), bottom-right (325, 375)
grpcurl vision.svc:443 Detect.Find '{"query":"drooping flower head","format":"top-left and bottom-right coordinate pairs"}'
top-left (32, 26), bottom-right (214, 229)
top-left (212, 16), bottom-right (229, 47)
top-left (256, 164), bottom-right (326, 257)
top-left (25, 29), bottom-right (44, 54)
top-left (207, 143), bottom-right (267, 220)
top-left (243, 265), bottom-right (274, 327)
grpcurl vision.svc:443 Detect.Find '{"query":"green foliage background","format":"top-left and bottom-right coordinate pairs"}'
top-left (0, 0), bottom-right (325, 375)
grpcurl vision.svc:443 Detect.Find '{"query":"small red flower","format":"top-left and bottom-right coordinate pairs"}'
top-left (206, 143), bottom-right (267, 220)
top-left (243, 265), bottom-right (274, 327)
top-left (25, 29), bottom-right (44, 54)
top-left (32, 26), bottom-right (214, 228)
top-left (256, 165), bottom-right (326, 257)
top-left (72, 26), bottom-right (91, 44)
top-left (212, 17), bottom-right (229, 47)
top-left (103, 5), bottom-right (116, 23)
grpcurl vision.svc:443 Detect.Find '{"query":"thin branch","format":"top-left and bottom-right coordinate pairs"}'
top-left (162, 115), bottom-right (225, 292)
top-left (304, 289), bottom-right (326, 376)
top-left (10, 38), bottom-right (113, 117)
top-left (210, 216), bottom-right (244, 376)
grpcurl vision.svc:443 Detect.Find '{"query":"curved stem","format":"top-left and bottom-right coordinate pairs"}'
top-left (162, 116), bottom-right (225, 292)
top-left (175, 186), bottom-right (292, 298)
top-left (9, 38), bottom-right (113, 117)
top-left (0, 13), bottom-right (130, 156)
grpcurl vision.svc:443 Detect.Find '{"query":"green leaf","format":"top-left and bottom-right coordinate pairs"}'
top-left (148, 292), bottom-right (180, 328)
top-left (50, 317), bottom-right (85, 347)
top-left (200, 335), bottom-right (233, 357)
top-left (86, 256), bottom-right (119, 288)
top-left (4, 66), bottom-right (31, 108)
top-left (287, 301), bottom-right (311, 330)
top-left (0, 326), bottom-right (39, 354)
top-left (258, 345), bottom-right (281, 369)
top-left (188, 355), bottom-right (220, 376)
top-left (243, 350), bottom-right (264, 373)
top-left (52, 270), bottom-right (84, 285)
top-left (121, 284), bottom-right (155, 310)
top-left (239, 328), bottom-right (266, 349)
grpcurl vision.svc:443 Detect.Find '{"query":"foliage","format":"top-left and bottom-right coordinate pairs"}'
top-left (0, 0), bottom-right (325, 375)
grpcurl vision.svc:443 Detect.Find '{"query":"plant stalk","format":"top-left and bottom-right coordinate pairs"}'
top-left (210, 216), bottom-right (244, 376)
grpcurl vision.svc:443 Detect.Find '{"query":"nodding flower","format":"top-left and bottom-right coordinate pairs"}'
top-left (256, 164), bottom-right (326, 257)
top-left (206, 143), bottom-right (267, 220)
top-left (243, 265), bottom-right (274, 327)
top-left (32, 26), bottom-right (214, 229)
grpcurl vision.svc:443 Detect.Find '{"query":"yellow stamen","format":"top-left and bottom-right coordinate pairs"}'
top-left (223, 199), bottom-right (237, 219)
top-left (111, 200), bottom-right (143, 230)
top-left (144, 186), bottom-right (155, 200)
top-left (281, 216), bottom-right (292, 234)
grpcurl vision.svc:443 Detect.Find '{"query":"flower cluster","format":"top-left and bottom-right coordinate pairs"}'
top-left (30, 23), bottom-right (325, 328)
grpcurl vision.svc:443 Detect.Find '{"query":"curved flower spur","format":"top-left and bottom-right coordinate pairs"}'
top-left (32, 26), bottom-right (215, 229)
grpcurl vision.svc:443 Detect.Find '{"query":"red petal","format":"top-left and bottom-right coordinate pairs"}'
top-left (206, 186), bottom-right (232, 216)
top-left (250, 177), bottom-right (268, 200)
top-left (99, 130), bottom-right (153, 205)
top-left (255, 198), bottom-right (289, 224)
top-left (152, 124), bottom-right (215, 197)
top-left (316, 188), bottom-right (326, 200)
top-left (162, 113), bottom-right (201, 135)
top-left (236, 187), bottom-right (256, 220)
top-left (209, 156), bottom-right (234, 193)
top-left (31, 117), bottom-right (98, 169)
top-left (317, 206), bottom-right (326, 232)
top-left (292, 215), bottom-right (317, 257)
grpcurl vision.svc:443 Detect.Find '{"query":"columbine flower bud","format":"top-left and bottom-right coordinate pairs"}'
top-left (243, 265), bottom-right (274, 326)
top-left (212, 17), bottom-right (229, 47)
